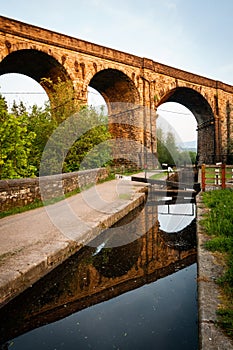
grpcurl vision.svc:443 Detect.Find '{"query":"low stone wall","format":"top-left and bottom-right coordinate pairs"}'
top-left (0, 168), bottom-right (109, 212)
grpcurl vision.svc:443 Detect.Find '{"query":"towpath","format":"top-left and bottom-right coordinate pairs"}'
top-left (0, 176), bottom-right (148, 306)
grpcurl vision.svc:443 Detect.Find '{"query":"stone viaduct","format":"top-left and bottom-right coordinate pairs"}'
top-left (0, 15), bottom-right (233, 166)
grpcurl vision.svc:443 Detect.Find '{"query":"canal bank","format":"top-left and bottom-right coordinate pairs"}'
top-left (196, 194), bottom-right (233, 350)
top-left (1, 173), bottom-right (233, 349)
top-left (0, 177), bottom-right (147, 307)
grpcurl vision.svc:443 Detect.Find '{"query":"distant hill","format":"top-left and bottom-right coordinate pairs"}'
top-left (178, 140), bottom-right (197, 151)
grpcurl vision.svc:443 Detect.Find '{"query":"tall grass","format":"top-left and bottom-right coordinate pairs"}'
top-left (202, 189), bottom-right (233, 337)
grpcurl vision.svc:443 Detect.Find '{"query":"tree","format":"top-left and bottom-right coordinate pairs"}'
top-left (157, 128), bottom-right (178, 165)
top-left (164, 130), bottom-right (179, 165)
top-left (157, 127), bottom-right (196, 166)
top-left (157, 127), bottom-right (169, 164)
top-left (63, 106), bottom-right (111, 172)
top-left (0, 78), bottom-right (111, 179)
top-left (11, 100), bottom-right (27, 116)
top-left (26, 103), bottom-right (57, 175)
top-left (0, 95), bottom-right (36, 179)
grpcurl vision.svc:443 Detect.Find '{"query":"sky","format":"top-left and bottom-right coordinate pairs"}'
top-left (1, 0), bottom-right (233, 143)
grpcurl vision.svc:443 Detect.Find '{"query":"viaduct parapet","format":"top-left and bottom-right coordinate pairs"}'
top-left (1, 15), bottom-right (233, 165)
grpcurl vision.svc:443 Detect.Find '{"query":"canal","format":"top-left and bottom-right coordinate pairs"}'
top-left (0, 199), bottom-right (198, 350)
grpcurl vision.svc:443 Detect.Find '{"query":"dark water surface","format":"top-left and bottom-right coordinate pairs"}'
top-left (0, 202), bottom-right (198, 350)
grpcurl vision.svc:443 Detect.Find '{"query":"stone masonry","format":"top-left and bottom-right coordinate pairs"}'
top-left (0, 16), bottom-right (233, 165)
top-left (0, 168), bottom-right (108, 212)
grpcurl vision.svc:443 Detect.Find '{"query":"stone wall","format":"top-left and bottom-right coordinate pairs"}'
top-left (0, 168), bottom-right (109, 212)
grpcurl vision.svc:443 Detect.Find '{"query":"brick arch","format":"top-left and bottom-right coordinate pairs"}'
top-left (158, 87), bottom-right (214, 124)
top-left (0, 48), bottom-right (74, 104)
top-left (157, 87), bottom-right (216, 163)
top-left (88, 68), bottom-right (140, 113)
top-left (85, 68), bottom-right (143, 168)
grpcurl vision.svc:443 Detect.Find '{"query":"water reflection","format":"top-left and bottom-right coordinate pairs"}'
top-left (0, 201), bottom-right (197, 349)
top-left (159, 203), bottom-right (196, 232)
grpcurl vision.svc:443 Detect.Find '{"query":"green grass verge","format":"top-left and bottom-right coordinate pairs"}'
top-left (201, 189), bottom-right (233, 337)
top-left (149, 171), bottom-right (167, 180)
top-left (204, 168), bottom-right (233, 185)
top-left (0, 198), bottom-right (44, 219)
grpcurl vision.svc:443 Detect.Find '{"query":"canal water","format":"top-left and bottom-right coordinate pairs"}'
top-left (0, 200), bottom-right (198, 350)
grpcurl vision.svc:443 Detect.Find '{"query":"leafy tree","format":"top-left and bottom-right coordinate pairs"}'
top-left (157, 127), bottom-right (196, 166)
top-left (0, 95), bottom-right (36, 179)
top-left (157, 128), bottom-right (178, 165)
top-left (26, 103), bottom-right (57, 175)
top-left (63, 106), bottom-right (111, 172)
top-left (164, 130), bottom-right (179, 165)
top-left (11, 100), bottom-right (27, 116)
top-left (0, 77), bottom-right (111, 179)
top-left (157, 128), bottom-right (169, 165)
top-left (188, 151), bottom-right (197, 164)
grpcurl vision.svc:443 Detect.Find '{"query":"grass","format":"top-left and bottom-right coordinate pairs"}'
top-left (149, 171), bottom-right (167, 180)
top-left (201, 189), bottom-right (233, 337)
top-left (0, 198), bottom-right (44, 219)
top-left (113, 168), bottom-right (142, 176)
top-left (204, 167), bottom-right (233, 185)
top-left (118, 193), bottom-right (131, 200)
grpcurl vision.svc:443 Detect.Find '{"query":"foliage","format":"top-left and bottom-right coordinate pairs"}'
top-left (0, 95), bottom-right (37, 179)
top-left (26, 103), bottom-right (57, 175)
top-left (38, 105), bottom-right (111, 175)
top-left (202, 189), bottom-right (233, 337)
top-left (188, 151), bottom-right (197, 164)
top-left (202, 189), bottom-right (233, 236)
top-left (41, 77), bottom-right (76, 124)
top-left (1, 78), bottom-right (198, 180)
top-left (11, 100), bottom-right (27, 116)
top-left (205, 236), bottom-right (233, 253)
top-left (216, 309), bottom-right (233, 337)
top-left (157, 128), bottom-right (172, 165)
top-left (0, 83), bottom-right (111, 178)
top-left (157, 127), bottom-right (196, 166)
top-left (63, 106), bottom-right (111, 172)
top-left (149, 171), bottom-right (167, 180)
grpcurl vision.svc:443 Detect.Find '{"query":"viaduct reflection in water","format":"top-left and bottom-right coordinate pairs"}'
top-left (0, 202), bottom-right (196, 346)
